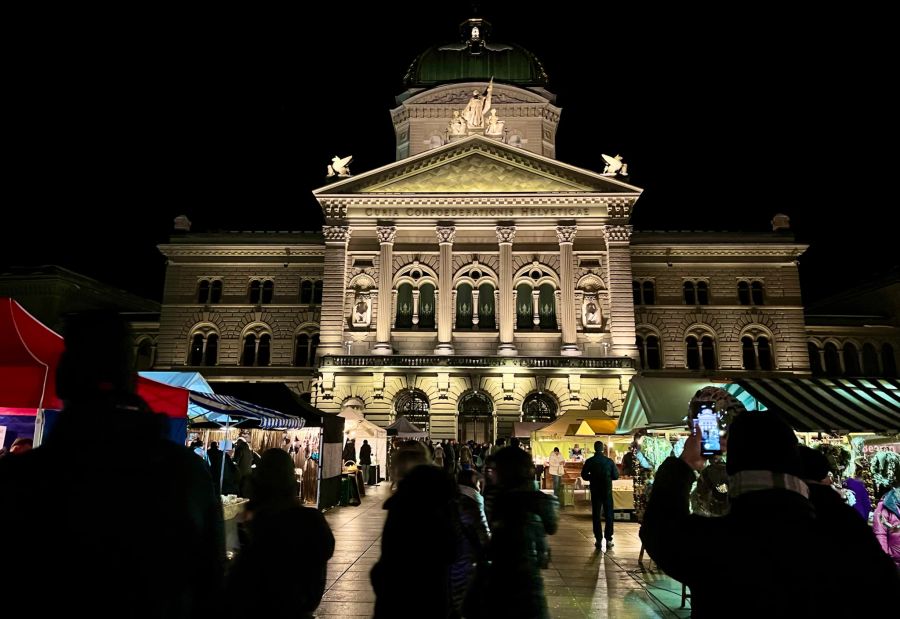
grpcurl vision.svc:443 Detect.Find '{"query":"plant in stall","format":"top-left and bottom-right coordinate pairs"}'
top-left (814, 443), bottom-right (851, 481)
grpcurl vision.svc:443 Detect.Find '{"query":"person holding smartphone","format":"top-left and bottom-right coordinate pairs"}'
top-left (640, 411), bottom-right (900, 617)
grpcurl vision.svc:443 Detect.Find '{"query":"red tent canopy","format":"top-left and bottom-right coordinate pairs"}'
top-left (0, 298), bottom-right (187, 418)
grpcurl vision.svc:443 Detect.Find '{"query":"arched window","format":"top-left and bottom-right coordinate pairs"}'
top-left (395, 283), bottom-right (413, 329)
top-left (632, 281), bottom-right (642, 305)
top-left (313, 280), bottom-right (323, 305)
top-left (249, 281), bottom-right (261, 304)
top-left (588, 398), bottom-right (612, 413)
top-left (261, 280), bottom-right (274, 304)
top-left (642, 280), bottom-right (656, 305)
top-left (646, 335), bottom-right (661, 369)
top-left (737, 281), bottom-right (751, 305)
top-left (395, 388), bottom-right (430, 434)
top-left (843, 343), bottom-right (861, 376)
top-left (696, 281), bottom-right (710, 305)
top-left (300, 280), bottom-right (313, 304)
top-left (459, 392), bottom-right (493, 416)
top-left (742, 336), bottom-right (757, 370)
top-left (204, 334), bottom-right (218, 366)
top-left (757, 336), bottom-right (773, 371)
top-left (242, 334), bottom-right (257, 366)
top-left (809, 342), bottom-right (824, 375)
top-left (478, 283), bottom-right (496, 330)
top-left (295, 334), bottom-right (311, 366)
top-left (683, 281), bottom-right (696, 305)
top-left (686, 336), bottom-right (701, 370)
top-left (701, 336), bottom-right (717, 370)
top-left (456, 284), bottom-right (473, 329)
top-left (309, 333), bottom-right (319, 364)
top-left (418, 283), bottom-right (436, 329)
top-left (135, 338), bottom-right (154, 370)
top-left (862, 343), bottom-right (880, 375)
top-left (538, 283), bottom-right (557, 330)
top-left (637, 334), bottom-right (662, 370)
top-left (824, 342), bottom-right (841, 375)
top-left (882, 344), bottom-right (897, 377)
top-left (751, 281), bottom-right (765, 305)
top-left (257, 334), bottom-right (271, 366)
top-left (197, 280), bottom-right (210, 304)
top-left (210, 280), bottom-right (222, 304)
top-left (516, 283), bottom-right (533, 329)
top-left (189, 331), bottom-right (218, 366)
top-left (522, 392), bottom-right (557, 423)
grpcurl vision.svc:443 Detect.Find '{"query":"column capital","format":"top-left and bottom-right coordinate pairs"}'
top-left (602, 224), bottom-right (633, 244)
top-left (435, 225), bottom-right (457, 244)
top-left (376, 225), bottom-right (397, 244)
top-left (495, 225), bottom-right (517, 244)
top-left (323, 225), bottom-right (351, 243)
top-left (556, 225), bottom-right (577, 244)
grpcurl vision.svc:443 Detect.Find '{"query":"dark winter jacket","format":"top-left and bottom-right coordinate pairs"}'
top-left (483, 487), bottom-right (559, 619)
top-left (0, 393), bottom-right (225, 618)
top-left (371, 465), bottom-right (459, 619)
top-left (359, 442), bottom-right (372, 465)
top-left (581, 453), bottom-right (619, 496)
top-left (640, 457), bottom-right (898, 618)
top-left (227, 501), bottom-right (335, 617)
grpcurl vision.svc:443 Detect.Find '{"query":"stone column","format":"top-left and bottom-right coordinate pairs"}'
top-left (556, 225), bottom-right (580, 355)
top-left (373, 225), bottom-right (396, 355)
top-left (603, 225), bottom-right (639, 358)
top-left (318, 225), bottom-right (351, 358)
top-left (496, 225), bottom-right (517, 356)
top-left (435, 225), bottom-right (456, 354)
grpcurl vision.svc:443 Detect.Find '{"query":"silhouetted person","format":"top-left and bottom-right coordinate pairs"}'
top-left (207, 440), bottom-right (239, 496)
top-left (359, 438), bottom-right (372, 485)
top-left (227, 449), bottom-right (335, 618)
top-left (640, 411), bottom-right (898, 618)
top-left (232, 436), bottom-right (253, 497)
top-left (482, 446), bottom-right (558, 619)
top-left (0, 311), bottom-right (225, 618)
top-left (797, 446), bottom-right (897, 586)
top-left (453, 469), bottom-right (490, 617)
top-left (372, 447), bottom-right (458, 618)
top-left (581, 440), bottom-right (619, 548)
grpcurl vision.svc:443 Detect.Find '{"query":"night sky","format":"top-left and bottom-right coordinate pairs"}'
top-left (5, 5), bottom-right (894, 304)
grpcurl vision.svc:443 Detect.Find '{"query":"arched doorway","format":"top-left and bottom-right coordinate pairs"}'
top-left (458, 391), bottom-right (494, 444)
top-left (394, 389), bottom-right (431, 435)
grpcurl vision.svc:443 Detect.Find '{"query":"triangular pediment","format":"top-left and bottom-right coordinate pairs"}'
top-left (314, 135), bottom-right (641, 196)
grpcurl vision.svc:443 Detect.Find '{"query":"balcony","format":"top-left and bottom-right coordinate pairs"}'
top-left (319, 355), bottom-right (635, 370)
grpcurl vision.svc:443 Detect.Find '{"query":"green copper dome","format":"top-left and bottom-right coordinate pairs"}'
top-left (404, 18), bottom-right (548, 87)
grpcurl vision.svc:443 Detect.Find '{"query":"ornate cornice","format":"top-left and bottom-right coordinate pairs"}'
top-left (435, 225), bottom-right (457, 244)
top-left (603, 225), bottom-right (633, 244)
top-left (630, 245), bottom-right (807, 258)
top-left (495, 226), bottom-right (517, 244)
top-left (159, 245), bottom-right (325, 258)
top-left (556, 225), bottom-right (577, 244)
top-left (375, 225), bottom-right (397, 244)
top-left (323, 226), bottom-right (351, 243)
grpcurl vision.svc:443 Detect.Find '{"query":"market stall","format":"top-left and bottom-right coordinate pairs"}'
top-left (340, 407), bottom-right (387, 484)
top-left (385, 415), bottom-right (427, 439)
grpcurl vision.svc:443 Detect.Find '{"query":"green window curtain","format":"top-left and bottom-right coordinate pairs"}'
top-left (478, 283), bottom-right (495, 329)
top-left (456, 284), bottom-right (473, 329)
top-left (539, 283), bottom-right (557, 329)
top-left (396, 283), bottom-right (413, 328)
top-left (516, 284), bottom-right (533, 330)
top-left (419, 284), bottom-right (436, 329)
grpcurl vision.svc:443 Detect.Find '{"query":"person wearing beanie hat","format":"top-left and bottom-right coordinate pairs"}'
top-left (640, 410), bottom-right (899, 618)
top-left (0, 311), bottom-right (226, 617)
top-left (797, 445), bottom-right (897, 581)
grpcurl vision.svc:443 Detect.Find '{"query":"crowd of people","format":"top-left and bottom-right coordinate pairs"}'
top-left (1, 310), bottom-right (898, 618)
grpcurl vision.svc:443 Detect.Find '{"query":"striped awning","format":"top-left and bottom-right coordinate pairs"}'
top-left (734, 377), bottom-right (900, 433)
top-left (188, 392), bottom-right (305, 430)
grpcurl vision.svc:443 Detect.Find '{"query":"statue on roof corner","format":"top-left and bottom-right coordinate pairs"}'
top-left (601, 153), bottom-right (628, 176)
top-left (327, 155), bottom-right (353, 178)
top-left (461, 77), bottom-right (493, 128)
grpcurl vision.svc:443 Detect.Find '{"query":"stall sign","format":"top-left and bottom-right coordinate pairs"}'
top-left (862, 443), bottom-right (900, 455)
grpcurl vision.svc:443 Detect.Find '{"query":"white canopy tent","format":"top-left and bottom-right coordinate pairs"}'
top-left (339, 408), bottom-right (388, 472)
